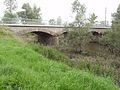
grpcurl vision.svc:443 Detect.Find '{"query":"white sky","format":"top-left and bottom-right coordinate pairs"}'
top-left (0, 0), bottom-right (120, 23)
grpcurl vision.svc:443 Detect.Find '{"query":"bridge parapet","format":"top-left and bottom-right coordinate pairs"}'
top-left (8, 25), bottom-right (66, 36)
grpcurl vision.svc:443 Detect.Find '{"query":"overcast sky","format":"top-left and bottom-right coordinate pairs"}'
top-left (0, 0), bottom-right (120, 23)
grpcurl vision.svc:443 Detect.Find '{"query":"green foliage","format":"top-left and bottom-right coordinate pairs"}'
top-left (17, 3), bottom-right (41, 19)
top-left (3, 11), bottom-right (17, 18)
top-left (72, 56), bottom-right (117, 78)
top-left (17, 3), bottom-right (41, 24)
top-left (88, 13), bottom-right (98, 25)
top-left (0, 27), bottom-right (119, 90)
top-left (100, 4), bottom-right (120, 54)
top-left (2, 11), bottom-right (18, 24)
top-left (90, 3), bottom-right (120, 83)
top-left (61, 27), bottom-right (90, 53)
top-left (60, 0), bottom-right (90, 54)
top-left (112, 4), bottom-right (120, 30)
top-left (99, 30), bottom-right (120, 56)
top-left (72, 0), bottom-right (86, 27)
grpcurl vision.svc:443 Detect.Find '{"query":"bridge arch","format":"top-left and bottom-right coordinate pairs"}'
top-left (19, 28), bottom-right (56, 36)
top-left (91, 31), bottom-right (103, 36)
top-left (10, 26), bottom-right (68, 45)
top-left (17, 28), bottom-right (67, 45)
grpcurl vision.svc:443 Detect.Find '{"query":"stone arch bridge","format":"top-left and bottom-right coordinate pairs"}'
top-left (3, 24), bottom-right (110, 45)
top-left (8, 24), bottom-right (67, 45)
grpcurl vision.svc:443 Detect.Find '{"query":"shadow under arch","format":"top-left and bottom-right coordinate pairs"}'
top-left (31, 31), bottom-right (55, 45)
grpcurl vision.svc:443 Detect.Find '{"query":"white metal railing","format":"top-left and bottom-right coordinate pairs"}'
top-left (0, 18), bottom-right (64, 26)
top-left (0, 18), bottom-right (111, 28)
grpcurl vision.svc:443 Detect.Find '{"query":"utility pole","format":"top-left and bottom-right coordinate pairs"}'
top-left (105, 8), bottom-right (107, 26)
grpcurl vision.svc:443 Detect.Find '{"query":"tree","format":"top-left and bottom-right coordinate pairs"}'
top-left (112, 4), bottom-right (120, 31)
top-left (71, 0), bottom-right (86, 27)
top-left (57, 16), bottom-right (62, 25)
top-left (3, 11), bottom-right (17, 18)
top-left (2, 11), bottom-right (18, 24)
top-left (33, 5), bottom-right (41, 19)
top-left (49, 19), bottom-right (56, 25)
top-left (3, 0), bottom-right (18, 24)
top-left (17, 3), bottom-right (41, 19)
top-left (4, 0), bottom-right (17, 13)
top-left (17, 3), bottom-right (41, 24)
top-left (59, 0), bottom-right (90, 54)
top-left (88, 13), bottom-right (97, 25)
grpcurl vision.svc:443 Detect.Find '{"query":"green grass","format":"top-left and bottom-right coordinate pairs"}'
top-left (0, 27), bottom-right (119, 90)
top-left (29, 43), bottom-right (73, 66)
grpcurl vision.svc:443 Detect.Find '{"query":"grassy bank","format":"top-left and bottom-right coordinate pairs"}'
top-left (0, 27), bottom-right (119, 90)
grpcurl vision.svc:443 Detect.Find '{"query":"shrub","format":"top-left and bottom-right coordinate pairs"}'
top-left (59, 27), bottom-right (91, 54)
top-left (99, 30), bottom-right (120, 56)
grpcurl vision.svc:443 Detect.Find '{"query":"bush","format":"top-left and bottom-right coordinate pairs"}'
top-left (72, 56), bottom-right (117, 78)
top-left (59, 27), bottom-right (91, 53)
top-left (99, 30), bottom-right (120, 56)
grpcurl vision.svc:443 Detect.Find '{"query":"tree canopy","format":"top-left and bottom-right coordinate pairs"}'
top-left (60, 0), bottom-right (90, 53)
top-left (2, 11), bottom-right (18, 24)
top-left (17, 3), bottom-right (41, 19)
top-left (72, 0), bottom-right (86, 27)
top-left (88, 13), bottom-right (97, 25)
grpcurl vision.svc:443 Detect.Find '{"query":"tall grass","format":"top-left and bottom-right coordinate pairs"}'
top-left (29, 43), bottom-right (73, 66)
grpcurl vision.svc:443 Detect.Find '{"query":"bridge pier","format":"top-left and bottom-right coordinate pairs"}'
top-left (52, 36), bottom-right (59, 45)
